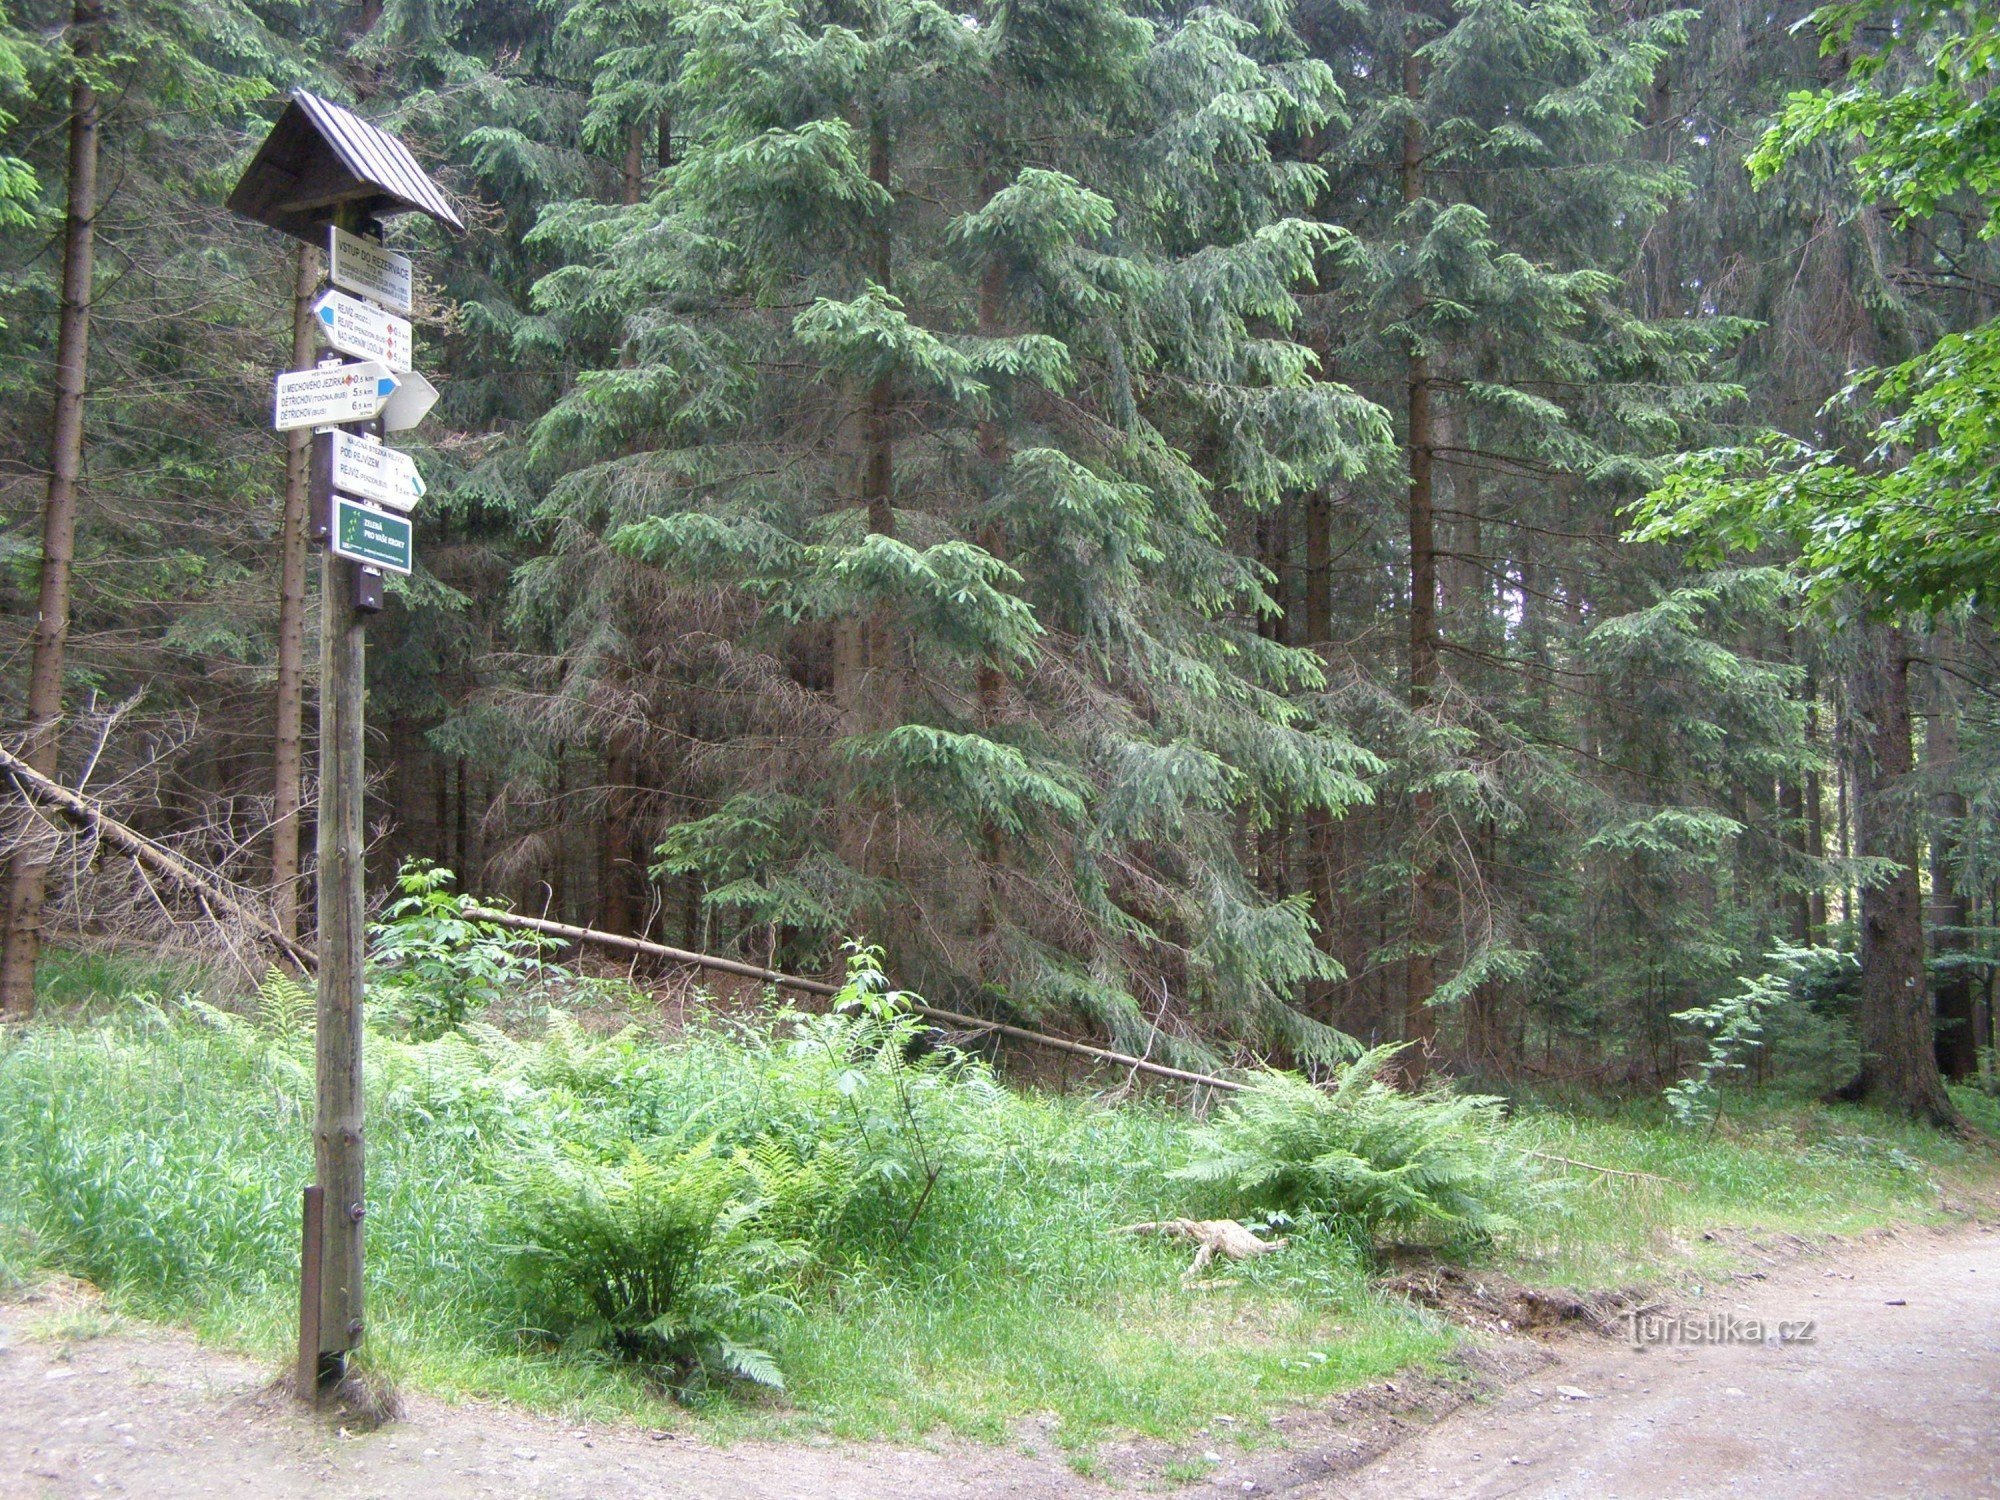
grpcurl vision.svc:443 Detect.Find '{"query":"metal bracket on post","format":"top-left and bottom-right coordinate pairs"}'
top-left (297, 1184), bottom-right (324, 1403)
top-left (353, 565), bottom-right (384, 613)
top-left (308, 429), bottom-right (334, 541)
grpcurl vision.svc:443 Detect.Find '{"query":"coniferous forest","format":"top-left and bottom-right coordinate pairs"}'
top-left (9, 1), bottom-right (2000, 1479)
top-left (1, 0), bottom-right (1998, 1129)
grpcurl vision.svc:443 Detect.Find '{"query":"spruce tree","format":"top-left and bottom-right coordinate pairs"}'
top-left (1285, 0), bottom-right (1792, 1073)
top-left (522, 0), bottom-right (1387, 1059)
top-left (0, 0), bottom-right (312, 1009)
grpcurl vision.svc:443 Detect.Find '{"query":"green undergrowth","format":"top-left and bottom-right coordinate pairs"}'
top-left (1502, 1094), bottom-right (1997, 1287)
top-left (0, 984), bottom-right (1444, 1448)
top-left (0, 965), bottom-right (1993, 1456)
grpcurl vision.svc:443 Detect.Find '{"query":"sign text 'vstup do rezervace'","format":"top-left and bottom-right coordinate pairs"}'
top-left (328, 224), bottom-right (414, 315)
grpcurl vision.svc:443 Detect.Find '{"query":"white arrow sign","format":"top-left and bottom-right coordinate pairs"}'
top-left (330, 429), bottom-right (425, 512)
top-left (380, 369), bottom-right (439, 433)
top-left (274, 361), bottom-right (399, 431)
top-left (313, 288), bottom-right (413, 372)
top-left (328, 225), bottom-right (413, 315)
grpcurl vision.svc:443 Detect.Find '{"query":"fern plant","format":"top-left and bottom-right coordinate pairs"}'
top-left (1170, 1047), bottom-right (1531, 1252)
top-left (253, 966), bottom-right (313, 1041)
top-left (493, 1130), bottom-right (862, 1393)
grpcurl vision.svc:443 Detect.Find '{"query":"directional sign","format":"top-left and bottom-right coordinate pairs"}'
top-left (328, 225), bottom-right (413, 315)
top-left (379, 368), bottom-right (438, 432)
top-left (312, 288), bottom-right (412, 371)
top-left (330, 495), bottom-right (413, 575)
top-left (274, 361), bottom-right (399, 431)
top-left (329, 430), bottom-right (425, 512)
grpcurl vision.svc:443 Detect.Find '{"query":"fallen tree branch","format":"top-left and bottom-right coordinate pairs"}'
top-left (0, 740), bottom-right (315, 975)
top-left (1520, 1149), bottom-right (1686, 1187)
top-left (463, 905), bottom-right (1246, 1093)
top-left (1116, 1218), bottom-right (1288, 1278)
top-left (913, 1001), bottom-right (1247, 1093)
top-left (464, 906), bottom-right (839, 995)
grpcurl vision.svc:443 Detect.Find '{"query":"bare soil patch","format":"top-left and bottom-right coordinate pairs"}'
top-left (1377, 1263), bottom-right (1642, 1339)
top-left (1318, 1219), bottom-right (2000, 1499)
top-left (6, 1223), bottom-right (1994, 1498)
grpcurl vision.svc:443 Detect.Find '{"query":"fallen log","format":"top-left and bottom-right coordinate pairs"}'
top-left (465, 906), bottom-right (837, 996)
top-left (462, 905), bottom-right (1246, 1093)
top-left (0, 741), bottom-right (316, 975)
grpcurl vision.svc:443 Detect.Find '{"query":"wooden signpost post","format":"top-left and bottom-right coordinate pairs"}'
top-left (226, 90), bottom-right (462, 1404)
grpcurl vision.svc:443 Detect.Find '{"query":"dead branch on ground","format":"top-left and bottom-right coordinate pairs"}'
top-left (1115, 1218), bottom-right (1289, 1278)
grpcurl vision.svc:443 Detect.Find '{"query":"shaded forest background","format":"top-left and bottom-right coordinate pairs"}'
top-left (1, 0), bottom-right (1995, 1111)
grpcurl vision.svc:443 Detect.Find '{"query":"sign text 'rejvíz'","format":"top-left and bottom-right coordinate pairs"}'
top-left (329, 430), bottom-right (425, 511)
top-left (313, 288), bottom-right (413, 372)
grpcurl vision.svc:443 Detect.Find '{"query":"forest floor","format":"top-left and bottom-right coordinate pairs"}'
top-left (3, 1219), bottom-right (1996, 1499)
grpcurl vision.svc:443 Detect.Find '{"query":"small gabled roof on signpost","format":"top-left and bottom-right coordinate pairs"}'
top-left (227, 89), bottom-right (464, 243)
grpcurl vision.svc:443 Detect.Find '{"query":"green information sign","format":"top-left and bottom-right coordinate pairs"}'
top-left (331, 495), bottom-right (413, 575)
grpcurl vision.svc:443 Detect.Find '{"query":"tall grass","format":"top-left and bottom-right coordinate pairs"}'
top-left (0, 984), bottom-right (1991, 1449)
top-left (1507, 1097), bottom-right (1994, 1285)
top-left (0, 1000), bottom-right (1442, 1444)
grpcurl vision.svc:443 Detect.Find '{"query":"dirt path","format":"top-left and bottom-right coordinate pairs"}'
top-left (0, 1306), bottom-right (1102, 1500)
top-left (2, 1224), bottom-right (1995, 1498)
top-left (1323, 1221), bottom-right (2000, 1499)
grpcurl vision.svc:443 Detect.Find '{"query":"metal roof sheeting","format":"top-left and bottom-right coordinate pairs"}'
top-left (226, 89), bottom-right (465, 244)
top-left (293, 92), bottom-right (463, 231)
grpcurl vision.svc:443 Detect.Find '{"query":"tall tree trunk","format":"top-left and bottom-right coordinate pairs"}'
top-left (0, 2), bottom-right (101, 1019)
top-left (1804, 664), bottom-right (1827, 941)
top-left (271, 243), bottom-right (319, 944)
top-left (455, 757), bottom-right (469, 880)
top-left (622, 121), bottom-right (646, 205)
top-left (1304, 487), bottom-right (1333, 646)
top-left (858, 119), bottom-right (897, 723)
top-left (974, 246), bottom-right (1009, 941)
top-left (862, 120), bottom-right (893, 550)
top-left (1836, 704), bottom-right (1854, 926)
top-left (1847, 624), bottom-right (1957, 1122)
top-left (600, 737), bottom-right (637, 935)
top-left (549, 747), bottom-right (569, 919)
top-left (347, 0), bottom-right (385, 96)
top-left (1638, 61), bottom-right (1678, 319)
top-left (834, 114), bottom-right (896, 877)
top-left (433, 756), bottom-right (451, 869)
top-left (1442, 445), bottom-right (1482, 631)
top-left (1925, 674), bottom-right (1976, 1080)
top-left (1255, 505), bottom-right (1292, 896)
top-left (1780, 771), bottom-right (1811, 945)
top-left (1777, 634), bottom-right (1812, 945)
top-left (1401, 35), bottom-right (1439, 1080)
top-left (1301, 485), bottom-right (1338, 1013)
